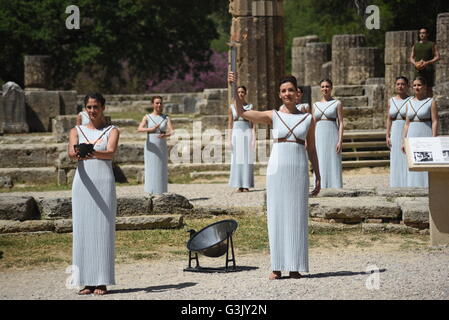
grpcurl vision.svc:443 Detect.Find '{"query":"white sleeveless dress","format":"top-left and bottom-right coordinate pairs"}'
top-left (72, 125), bottom-right (117, 286)
top-left (406, 98), bottom-right (433, 188)
top-left (313, 100), bottom-right (342, 188)
top-left (389, 96), bottom-right (411, 187)
top-left (266, 110), bottom-right (312, 272)
top-left (229, 104), bottom-right (254, 188)
top-left (144, 114), bottom-right (169, 194)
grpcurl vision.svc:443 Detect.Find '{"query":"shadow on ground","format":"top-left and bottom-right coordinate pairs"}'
top-left (108, 282), bottom-right (197, 295)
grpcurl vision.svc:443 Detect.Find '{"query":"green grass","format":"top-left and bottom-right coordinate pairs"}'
top-left (0, 181), bottom-right (141, 193)
top-left (106, 112), bottom-right (143, 122)
top-left (0, 184), bottom-right (72, 193)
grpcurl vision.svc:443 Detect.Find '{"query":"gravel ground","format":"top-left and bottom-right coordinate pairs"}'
top-left (1, 247), bottom-right (448, 300)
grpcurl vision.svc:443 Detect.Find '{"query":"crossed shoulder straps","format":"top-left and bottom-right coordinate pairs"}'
top-left (314, 100), bottom-right (339, 120)
top-left (390, 97), bottom-right (411, 120)
top-left (148, 114), bottom-right (167, 126)
top-left (407, 98), bottom-right (432, 121)
top-left (274, 110), bottom-right (310, 141)
top-left (77, 125), bottom-right (114, 146)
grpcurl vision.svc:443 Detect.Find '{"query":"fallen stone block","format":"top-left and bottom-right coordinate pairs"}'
top-left (152, 193), bottom-right (193, 214)
top-left (395, 197), bottom-right (429, 226)
top-left (376, 188), bottom-right (428, 198)
top-left (54, 219), bottom-right (72, 233)
top-left (0, 196), bottom-right (40, 221)
top-left (0, 219), bottom-right (54, 233)
top-left (318, 188), bottom-right (376, 197)
top-left (38, 197), bottom-right (72, 219)
top-left (361, 223), bottom-right (420, 234)
top-left (309, 221), bottom-right (360, 233)
top-left (117, 196), bottom-right (152, 216)
top-left (309, 197), bottom-right (401, 220)
top-left (116, 214), bottom-right (183, 230)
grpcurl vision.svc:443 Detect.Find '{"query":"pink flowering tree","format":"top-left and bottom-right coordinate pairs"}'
top-left (146, 51), bottom-right (228, 93)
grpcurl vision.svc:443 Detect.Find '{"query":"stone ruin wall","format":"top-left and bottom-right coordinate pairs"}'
top-left (291, 14), bottom-right (449, 132)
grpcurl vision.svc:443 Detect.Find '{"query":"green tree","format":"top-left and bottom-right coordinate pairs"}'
top-left (0, 0), bottom-right (225, 91)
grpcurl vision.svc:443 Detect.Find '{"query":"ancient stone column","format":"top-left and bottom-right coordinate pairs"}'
top-left (321, 61), bottom-right (332, 81)
top-left (332, 34), bottom-right (366, 85)
top-left (291, 35), bottom-right (319, 85)
top-left (347, 47), bottom-right (382, 85)
top-left (0, 82), bottom-right (29, 133)
top-left (304, 42), bottom-right (331, 86)
top-left (229, 0), bottom-right (285, 110)
top-left (24, 55), bottom-right (52, 90)
top-left (384, 30), bottom-right (418, 99)
top-left (436, 12), bottom-right (449, 84)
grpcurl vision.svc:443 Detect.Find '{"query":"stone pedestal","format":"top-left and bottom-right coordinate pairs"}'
top-left (291, 35), bottom-right (319, 85)
top-left (347, 47), bottom-right (382, 85)
top-left (59, 91), bottom-right (78, 115)
top-left (304, 42), bottom-right (331, 86)
top-left (429, 171), bottom-right (449, 245)
top-left (24, 55), bottom-right (52, 90)
top-left (0, 82), bottom-right (29, 133)
top-left (25, 91), bottom-right (60, 132)
top-left (332, 34), bottom-right (366, 85)
top-left (384, 30), bottom-right (418, 99)
top-left (436, 13), bottom-right (449, 84)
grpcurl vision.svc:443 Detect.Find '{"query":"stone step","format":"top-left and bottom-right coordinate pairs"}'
top-left (333, 85), bottom-right (365, 97)
top-left (0, 167), bottom-right (58, 185)
top-left (309, 196), bottom-right (428, 228)
top-left (342, 150), bottom-right (390, 159)
top-left (343, 130), bottom-right (386, 140)
top-left (342, 141), bottom-right (387, 149)
top-left (0, 134), bottom-right (54, 145)
top-left (0, 193), bottom-right (193, 221)
top-left (0, 214), bottom-right (183, 234)
top-left (335, 96), bottom-right (369, 107)
top-left (0, 144), bottom-right (64, 168)
top-left (342, 159), bottom-right (390, 168)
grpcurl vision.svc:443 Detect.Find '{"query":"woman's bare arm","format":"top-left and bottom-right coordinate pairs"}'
top-left (137, 115), bottom-right (159, 133)
top-left (431, 100), bottom-right (439, 137)
top-left (306, 117), bottom-right (321, 196)
top-left (92, 128), bottom-right (120, 160)
top-left (386, 100), bottom-right (392, 148)
top-left (336, 102), bottom-right (344, 154)
top-left (229, 72), bottom-right (273, 125)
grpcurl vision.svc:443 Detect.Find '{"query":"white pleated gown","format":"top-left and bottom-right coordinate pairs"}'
top-left (389, 97), bottom-right (411, 187)
top-left (72, 125), bottom-right (117, 286)
top-left (406, 98), bottom-right (433, 188)
top-left (229, 104), bottom-right (254, 188)
top-left (267, 110), bottom-right (312, 272)
top-left (313, 100), bottom-right (342, 188)
top-left (144, 114), bottom-right (169, 194)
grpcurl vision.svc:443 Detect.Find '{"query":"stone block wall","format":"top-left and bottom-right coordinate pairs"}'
top-left (291, 35), bottom-right (319, 85)
top-left (384, 30), bottom-right (418, 100)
